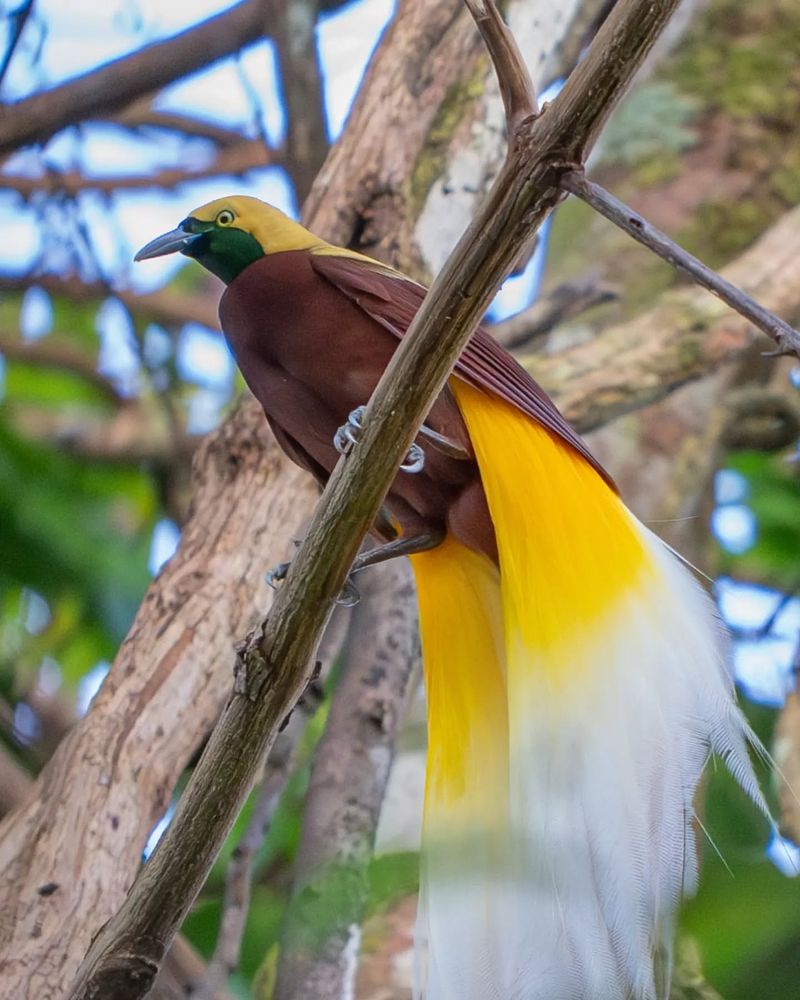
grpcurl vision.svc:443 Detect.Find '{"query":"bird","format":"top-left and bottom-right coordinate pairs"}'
top-left (136, 196), bottom-right (769, 1000)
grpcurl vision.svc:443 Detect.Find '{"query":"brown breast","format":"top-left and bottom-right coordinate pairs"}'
top-left (218, 251), bottom-right (496, 559)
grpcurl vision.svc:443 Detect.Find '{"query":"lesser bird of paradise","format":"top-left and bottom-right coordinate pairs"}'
top-left (136, 196), bottom-right (769, 1000)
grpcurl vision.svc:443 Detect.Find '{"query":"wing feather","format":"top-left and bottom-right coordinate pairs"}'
top-left (309, 253), bottom-right (613, 489)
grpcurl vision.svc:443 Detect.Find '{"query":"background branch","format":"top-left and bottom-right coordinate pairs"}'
top-left (0, 141), bottom-right (278, 198)
top-left (271, 0), bottom-right (329, 203)
top-left (561, 170), bottom-right (800, 358)
top-left (0, 0), bottom-right (273, 154)
top-left (491, 276), bottom-right (616, 350)
top-left (534, 201), bottom-right (800, 433)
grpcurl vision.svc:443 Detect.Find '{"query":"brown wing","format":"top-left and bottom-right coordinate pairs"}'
top-left (309, 253), bottom-right (614, 489)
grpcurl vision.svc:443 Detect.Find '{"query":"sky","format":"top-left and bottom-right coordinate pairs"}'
top-left (2, 0), bottom-right (799, 865)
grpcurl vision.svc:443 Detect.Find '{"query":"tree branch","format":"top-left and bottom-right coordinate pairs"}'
top-left (0, 140), bottom-right (278, 197)
top-left (194, 608), bottom-right (350, 999)
top-left (0, 0), bottom-right (35, 89)
top-left (463, 0), bottom-right (537, 127)
top-left (0, 275), bottom-right (221, 331)
top-left (193, 685), bottom-right (325, 1000)
top-left (532, 201), bottom-right (800, 434)
top-left (561, 170), bottom-right (800, 359)
top-left (0, 0), bottom-right (273, 155)
top-left (64, 2), bottom-right (683, 997)
top-left (490, 276), bottom-right (616, 351)
top-left (271, 0), bottom-right (329, 203)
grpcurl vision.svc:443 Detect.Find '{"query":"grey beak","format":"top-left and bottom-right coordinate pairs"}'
top-left (134, 227), bottom-right (202, 262)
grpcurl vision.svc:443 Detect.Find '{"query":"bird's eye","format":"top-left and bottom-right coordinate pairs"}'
top-left (216, 209), bottom-right (235, 226)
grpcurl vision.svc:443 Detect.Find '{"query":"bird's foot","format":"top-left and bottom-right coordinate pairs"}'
top-left (333, 405), bottom-right (425, 473)
top-left (333, 405), bottom-right (366, 455)
top-left (265, 560), bottom-right (361, 607)
top-left (265, 561), bottom-right (289, 591)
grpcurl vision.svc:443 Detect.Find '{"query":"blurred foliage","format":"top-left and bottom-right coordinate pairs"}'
top-left (718, 450), bottom-right (800, 591)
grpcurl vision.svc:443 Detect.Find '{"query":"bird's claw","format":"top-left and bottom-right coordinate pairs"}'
top-left (333, 405), bottom-right (366, 456)
top-left (333, 404), bottom-right (425, 473)
top-left (399, 442), bottom-right (425, 473)
top-left (265, 562), bottom-right (290, 591)
top-left (336, 577), bottom-right (361, 607)
top-left (267, 560), bottom-right (360, 607)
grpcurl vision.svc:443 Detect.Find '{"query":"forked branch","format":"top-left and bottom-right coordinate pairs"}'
top-left (463, 0), bottom-right (537, 128)
top-left (561, 170), bottom-right (800, 359)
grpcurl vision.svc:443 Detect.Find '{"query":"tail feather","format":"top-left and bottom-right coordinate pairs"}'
top-left (409, 380), bottom-right (768, 1000)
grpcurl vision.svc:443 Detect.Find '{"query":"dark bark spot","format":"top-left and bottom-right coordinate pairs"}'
top-left (37, 882), bottom-right (59, 896)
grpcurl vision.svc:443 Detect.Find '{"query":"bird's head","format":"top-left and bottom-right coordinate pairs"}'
top-left (134, 195), bottom-right (323, 284)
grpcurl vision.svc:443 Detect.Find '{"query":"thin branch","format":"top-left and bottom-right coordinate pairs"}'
top-left (0, 0), bottom-right (35, 89)
top-left (0, 0), bottom-right (273, 154)
top-left (270, 0), bottom-right (330, 202)
top-left (65, 2), bottom-right (682, 998)
top-left (0, 141), bottom-right (279, 197)
top-left (152, 937), bottom-right (235, 1000)
top-left (193, 695), bottom-right (323, 1000)
top-left (273, 559), bottom-right (418, 1000)
top-left (462, 0), bottom-right (537, 128)
top-left (491, 276), bottom-right (616, 351)
top-left (561, 170), bottom-right (800, 359)
top-left (0, 275), bottom-right (220, 331)
top-left (111, 107), bottom-right (253, 147)
top-left (530, 201), bottom-right (800, 434)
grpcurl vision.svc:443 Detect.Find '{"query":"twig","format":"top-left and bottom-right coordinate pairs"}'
top-left (65, 3), bottom-right (683, 997)
top-left (491, 276), bottom-right (616, 351)
top-left (111, 108), bottom-right (252, 147)
top-left (271, 0), bottom-right (329, 202)
top-left (463, 0), bottom-right (537, 127)
top-left (561, 170), bottom-right (800, 360)
top-left (0, 141), bottom-right (278, 198)
top-left (273, 559), bottom-right (418, 1000)
top-left (0, 0), bottom-right (35, 90)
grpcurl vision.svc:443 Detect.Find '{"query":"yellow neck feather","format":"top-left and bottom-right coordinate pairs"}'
top-left (189, 194), bottom-right (388, 267)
